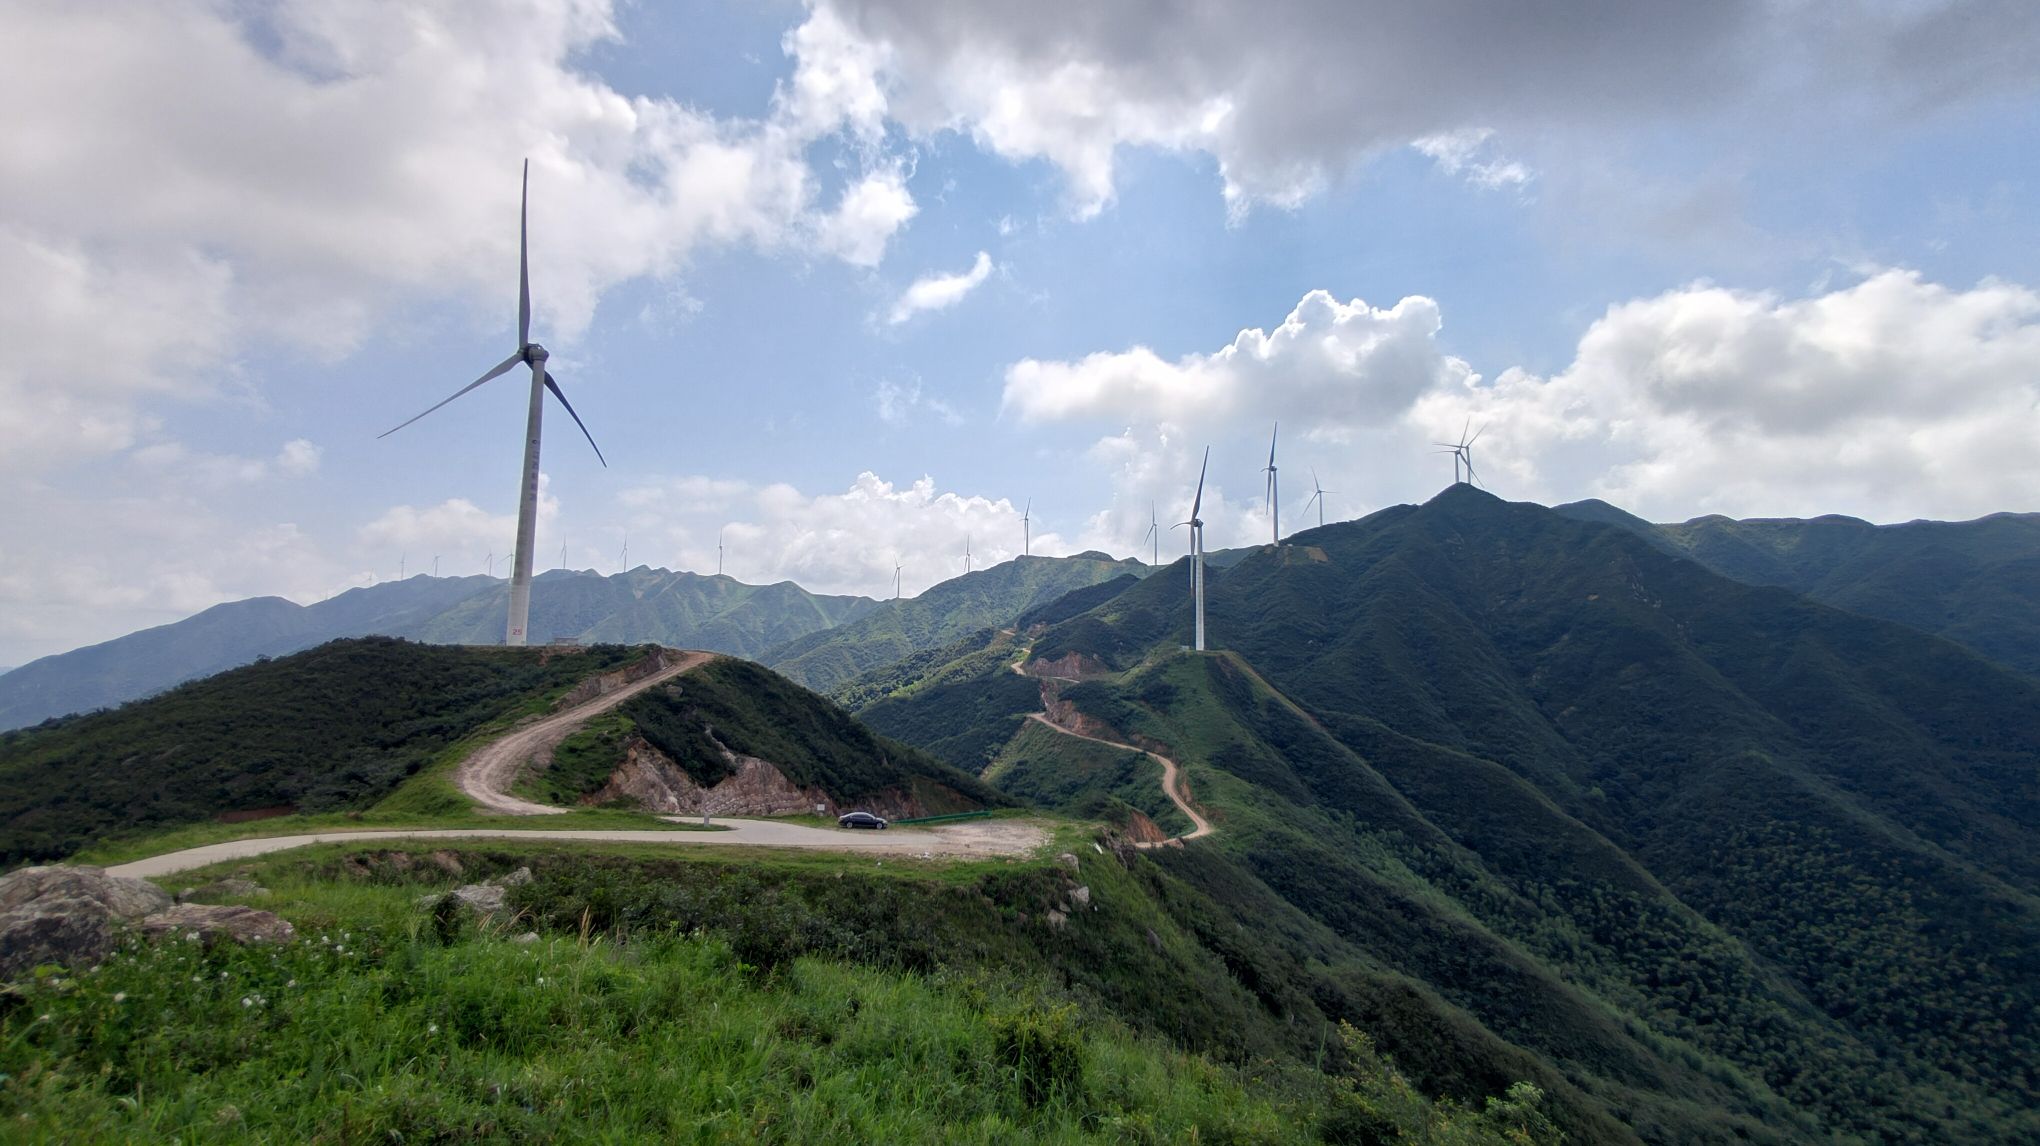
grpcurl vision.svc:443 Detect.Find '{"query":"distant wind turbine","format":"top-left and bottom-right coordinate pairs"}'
top-left (378, 159), bottom-right (607, 646)
top-left (1140, 501), bottom-right (1159, 570)
top-left (399, 553), bottom-right (406, 580)
top-left (1171, 448), bottom-right (1210, 652)
top-left (893, 559), bottom-right (902, 601)
top-left (1435, 419), bottom-right (1486, 487)
top-left (1264, 422), bottom-right (1280, 546)
top-left (485, 552), bottom-right (494, 577)
top-left (1303, 468), bottom-right (1333, 529)
top-left (965, 534), bottom-right (972, 574)
top-left (717, 528), bottom-right (725, 577)
top-left (433, 555), bottom-right (440, 577)
top-left (1023, 499), bottom-right (1031, 557)
top-left (618, 532), bottom-right (629, 571)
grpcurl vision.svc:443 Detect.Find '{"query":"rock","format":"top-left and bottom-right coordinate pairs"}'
top-left (1056, 853), bottom-right (1081, 871)
top-left (425, 851), bottom-right (465, 877)
top-left (499, 867), bottom-right (534, 888)
top-left (512, 932), bottom-right (540, 945)
top-left (448, 884), bottom-right (509, 917)
top-left (0, 865), bottom-right (175, 978)
top-left (1045, 909), bottom-right (1068, 930)
top-left (1069, 885), bottom-right (1092, 908)
top-left (178, 879), bottom-right (267, 904)
top-left (138, 905), bottom-right (295, 948)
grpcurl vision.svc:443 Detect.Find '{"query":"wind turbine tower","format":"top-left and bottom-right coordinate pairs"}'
top-left (893, 560), bottom-right (902, 601)
top-left (1140, 502), bottom-right (1159, 570)
top-left (717, 528), bottom-right (725, 576)
top-left (1264, 423), bottom-right (1280, 545)
top-left (1304, 468), bottom-right (1332, 529)
top-left (965, 534), bottom-right (972, 574)
top-left (379, 159), bottom-right (607, 646)
top-left (1173, 448), bottom-right (1210, 651)
top-left (619, 532), bottom-right (629, 571)
top-left (1023, 499), bottom-right (1031, 557)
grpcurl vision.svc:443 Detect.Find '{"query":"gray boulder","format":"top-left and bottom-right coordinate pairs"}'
top-left (138, 904), bottom-right (295, 948)
top-left (0, 865), bottom-right (174, 978)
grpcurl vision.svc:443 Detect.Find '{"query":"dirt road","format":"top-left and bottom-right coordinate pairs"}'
top-left (456, 650), bottom-right (714, 814)
top-left (1025, 712), bottom-right (1212, 844)
top-left (105, 818), bottom-right (1049, 880)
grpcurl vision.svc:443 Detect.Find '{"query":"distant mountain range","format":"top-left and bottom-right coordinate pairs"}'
top-left (0, 554), bottom-right (1145, 731)
top-left (853, 486), bottom-right (2040, 1143)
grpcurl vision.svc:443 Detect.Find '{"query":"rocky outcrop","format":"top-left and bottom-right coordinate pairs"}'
top-left (432, 867), bottom-right (534, 922)
top-left (139, 905), bottom-right (295, 948)
top-left (1122, 810), bottom-right (1168, 845)
top-left (588, 735), bottom-right (925, 820)
top-left (1, 865), bottom-right (291, 978)
top-left (1021, 651), bottom-right (1107, 680)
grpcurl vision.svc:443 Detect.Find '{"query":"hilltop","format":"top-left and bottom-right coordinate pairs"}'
top-left (853, 485), bottom-right (2040, 1144)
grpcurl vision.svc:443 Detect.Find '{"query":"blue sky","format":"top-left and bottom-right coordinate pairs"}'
top-left (4, 0), bottom-right (2040, 664)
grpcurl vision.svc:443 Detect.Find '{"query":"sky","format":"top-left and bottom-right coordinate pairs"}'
top-left (4, 0), bottom-right (2040, 666)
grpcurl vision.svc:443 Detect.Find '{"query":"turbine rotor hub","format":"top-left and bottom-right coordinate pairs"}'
top-left (524, 343), bottom-right (549, 363)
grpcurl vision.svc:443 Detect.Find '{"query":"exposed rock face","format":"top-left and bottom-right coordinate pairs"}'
top-left (1022, 651), bottom-right (1108, 680)
top-left (139, 905), bottom-right (295, 948)
top-left (1122, 811), bottom-right (1167, 845)
top-left (589, 736), bottom-right (925, 821)
top-left (0, 866), bottom-right (290, 977)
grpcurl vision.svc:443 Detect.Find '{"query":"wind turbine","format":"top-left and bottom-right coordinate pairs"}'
top-left (1023, 499), bottom-right (1031, 557)
top-left (433, 555), bottom-right (440, 578)
top-left (1139, 501), bottom-right (1159, 570)
top-left (1435, 419), bottom-right (1486, 487)
top-left (1264, 422), bottom-right (1280, 546)
top-left (717, 528), bottom-right (725, 577)
top-left (378, 159), bottom-right (607, 646)
top-left (486, 552), bottom-right (495, 577)
top-left (618, 532), bottom-right (629, 571)
top-left (965, 534), bottom-right (972, 574)
top-left (399, 553), bottom-right (406, 580)
top-left (1171, 448), bottom-right (1210, 652)
top-left (1303, 468), bottom-right (1333, 529)
top-left (893, 559), bottom-right (902, 601)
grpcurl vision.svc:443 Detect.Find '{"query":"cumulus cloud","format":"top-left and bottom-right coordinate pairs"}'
top-left (889, 251), bottom-right (994, 323)
top-left (616, 471), bottom-right (1067, 597)
top-left (0, 0), bottom-right (920, 473)
top-left (804, 1), bottom-right (2039, 215)
top-left (1421, 269), bottom-right (2040, 521)
top-left (359, 476), bottom-right (560, 559)
top-left (1002, 290), bottom-right (1475, 428)
top-left (129, 438), bottom-right (323, 487)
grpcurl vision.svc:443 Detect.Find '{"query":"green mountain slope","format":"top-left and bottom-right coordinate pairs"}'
top-left (761, 553), bottom-right (1148, 695)
top-left (857, 487), bottom-right (2040, 1144)
top-left (0, 570), bottom-right (878, 732)
top-left (1556, 499), bottom-right (2040, 674)
top-left (0, 638), bottom-right (650, 864)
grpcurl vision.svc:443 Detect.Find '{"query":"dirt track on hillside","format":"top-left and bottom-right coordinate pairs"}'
top-left (1024, 712), bottom-right (1212, 844)
top-left (456, 650), bottom-right (714, 814)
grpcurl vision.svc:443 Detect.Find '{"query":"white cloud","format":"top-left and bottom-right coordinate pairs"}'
top-left (0, 0), bottom-right (920, 473)
top-left (129, 438), bottom-right (323, 487)
top-left (359, 476), bottom-right (561, 558)
top-left (873, 379), bottom-right (963, 426)
top-left (1420, 269), bottom-right (2040, 521)
top-left (804, 1), bottom-right (2039, 215)
top-left (888, 251), bottom-right (994, 324)
top-left (1411, 129), bottom-right (1533, 190)
top-left (1002, 289), bottom-right (1475, 428)
top-left (617, 471), bottom-right (1068, 596)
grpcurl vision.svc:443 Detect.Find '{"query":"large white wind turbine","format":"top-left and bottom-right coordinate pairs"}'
top-left (1264, 423), bottom-right (1280, 546)
top-left (379, 159), bottom-right (606, 646)
top-left (1435, 419), bottom-right (1485, 487)
top-left (1172, 448), bottom-right (1210, 651)
top-left (1303, 468), bottom-right (1332, 529)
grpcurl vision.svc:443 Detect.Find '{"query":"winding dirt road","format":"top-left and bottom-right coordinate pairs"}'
top-left (457, 650), bottom-right (713, 814)
top-left (1024, 712), bottom-right (1212, 844)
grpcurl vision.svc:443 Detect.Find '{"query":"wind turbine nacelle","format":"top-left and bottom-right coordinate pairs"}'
top-left (523, 343), bottom-right (549, 363)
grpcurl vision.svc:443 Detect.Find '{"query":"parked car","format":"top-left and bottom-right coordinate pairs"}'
top-left (837, 811), bottom-right (889, 830)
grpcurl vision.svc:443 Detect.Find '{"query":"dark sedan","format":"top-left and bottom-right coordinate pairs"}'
top-left (837, 811), bottom-right (889, 830)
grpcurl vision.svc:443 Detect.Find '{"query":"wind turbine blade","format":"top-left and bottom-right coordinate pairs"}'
top-left (518, 159), bottom-right (531, 347)
top-left (378, 352), bottom-right (524, 438)
top-left (1460, 415), bottom-right (1471, 446)
top-left (543, 372), bottom-right (607, 467)
top-left (1190, 447), bottom-right (1209, 519)
top-left (1268, 422), bottom-right (1278, 468)
top-left (1467, 423), bottom-right (1487, 447)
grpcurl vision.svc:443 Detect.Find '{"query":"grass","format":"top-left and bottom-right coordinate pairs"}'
top-left (1, 857), bottom-right (1564, 1144)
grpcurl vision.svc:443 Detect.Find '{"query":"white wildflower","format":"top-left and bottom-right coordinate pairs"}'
top-left (241, 997), bottom-right (253, 1008)
top-left (112, 992), bottom-right (127, 1004)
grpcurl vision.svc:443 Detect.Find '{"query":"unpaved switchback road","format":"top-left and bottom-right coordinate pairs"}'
top-left (1025, 712), bottom-right (1212, 844)
top-left (457, 650), bottom-right (714, 814)
top-left (104, 819), bottom-right (1049, 880)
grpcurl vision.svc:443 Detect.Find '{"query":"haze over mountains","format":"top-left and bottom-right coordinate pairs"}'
top-left (0, 555), bottom-right (1142, 731)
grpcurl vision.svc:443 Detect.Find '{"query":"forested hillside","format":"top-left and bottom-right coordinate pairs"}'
top-left (856, 486), bottom-right (2040, 1144)
top-left (1556, 499), bottom-right (2040, 674)
top-left (0, 638), bottom-right (648, 863)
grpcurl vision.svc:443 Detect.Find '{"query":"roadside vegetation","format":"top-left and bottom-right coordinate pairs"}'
top-left (0, 844), bottom-right (1563, 1144)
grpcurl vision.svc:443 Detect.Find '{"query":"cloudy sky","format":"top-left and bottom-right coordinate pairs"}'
top-left (4, 0), bottom-right (2040, 665)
